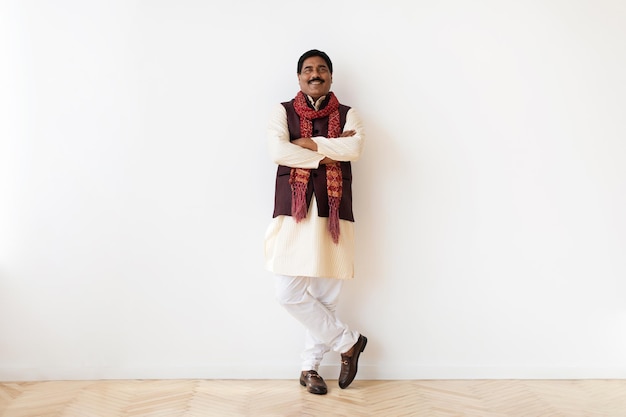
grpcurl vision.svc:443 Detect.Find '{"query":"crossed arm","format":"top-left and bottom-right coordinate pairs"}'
top-left (267, 104), bottom-right (365, 169)
top-left (291, 130), bottom-right (357, 165)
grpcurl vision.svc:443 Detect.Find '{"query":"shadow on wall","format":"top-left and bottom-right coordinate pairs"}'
top-left (340, 115), bottom-right (419, 370)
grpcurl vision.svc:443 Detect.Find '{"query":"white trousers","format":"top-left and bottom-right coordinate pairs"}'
top-left (275, 275), bottom-right (359, 372)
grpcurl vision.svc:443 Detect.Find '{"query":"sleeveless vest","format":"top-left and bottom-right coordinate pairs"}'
top-left (272, 98), bottom-right (355, 222)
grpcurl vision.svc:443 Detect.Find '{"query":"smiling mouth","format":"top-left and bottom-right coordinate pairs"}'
top-left (309, 79), bottom-right (324, 85)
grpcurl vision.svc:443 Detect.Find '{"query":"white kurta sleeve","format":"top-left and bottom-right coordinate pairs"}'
top-left (267, 104), bottom-right (324, 169)
top-left (311, 108), bottom-right (365, 162)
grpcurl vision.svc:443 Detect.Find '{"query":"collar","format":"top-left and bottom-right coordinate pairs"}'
top-left (307, 95), bottom-right (327, 111)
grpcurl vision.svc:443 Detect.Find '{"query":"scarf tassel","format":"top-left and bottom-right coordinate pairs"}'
top-left (328, 204), bottom-right (340, 244)
top-left (291, 182), bottom-right (308, 222)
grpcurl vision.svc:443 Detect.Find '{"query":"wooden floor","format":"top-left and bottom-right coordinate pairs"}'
top-left (1, 379), bottom-right (625, 416)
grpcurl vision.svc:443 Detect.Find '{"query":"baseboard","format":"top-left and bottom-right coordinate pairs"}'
top-left (2, 365), bottom-right (625, 382)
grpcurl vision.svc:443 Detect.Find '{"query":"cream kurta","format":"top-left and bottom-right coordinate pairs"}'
top-left (264, 101), bottom-right (365, 280)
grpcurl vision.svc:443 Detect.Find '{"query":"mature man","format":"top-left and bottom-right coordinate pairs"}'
top-left (265, 49), bottom-right (367, 395)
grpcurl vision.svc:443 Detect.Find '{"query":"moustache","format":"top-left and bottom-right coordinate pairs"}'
top-left (308, 78), bottom-right (324, 84)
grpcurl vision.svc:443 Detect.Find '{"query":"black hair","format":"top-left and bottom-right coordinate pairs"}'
top-left (297, 49), bottom-right (333, 74)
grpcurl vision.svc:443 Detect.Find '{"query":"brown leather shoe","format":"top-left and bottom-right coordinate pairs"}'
top-left (300, 370), bottom-right (327, 395)
top-left (338, 335), bottom-right (367, 389)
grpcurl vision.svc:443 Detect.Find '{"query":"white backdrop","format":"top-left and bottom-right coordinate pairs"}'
top-left (2, 0), bottom-right (626, 380)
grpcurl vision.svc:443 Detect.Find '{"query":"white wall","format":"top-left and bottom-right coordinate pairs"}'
top-left (2, 0), bottom-right (626, 381)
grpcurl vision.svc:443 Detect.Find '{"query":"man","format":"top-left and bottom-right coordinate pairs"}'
top-left (265, 49), bottom-right (367, 395)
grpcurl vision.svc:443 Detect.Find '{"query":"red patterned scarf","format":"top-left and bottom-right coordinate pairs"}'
top-left (289, 91), bottom-right (343, 244)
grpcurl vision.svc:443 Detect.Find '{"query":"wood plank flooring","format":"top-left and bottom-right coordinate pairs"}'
top-left (1, 379), bottom-right (625, 416)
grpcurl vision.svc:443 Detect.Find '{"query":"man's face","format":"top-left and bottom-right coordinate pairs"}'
top-left (298, 56), bottom-right (332, 101)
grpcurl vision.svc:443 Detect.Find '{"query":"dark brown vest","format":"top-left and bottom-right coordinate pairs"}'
top-left (272, 98), bottom-right (355, 222)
